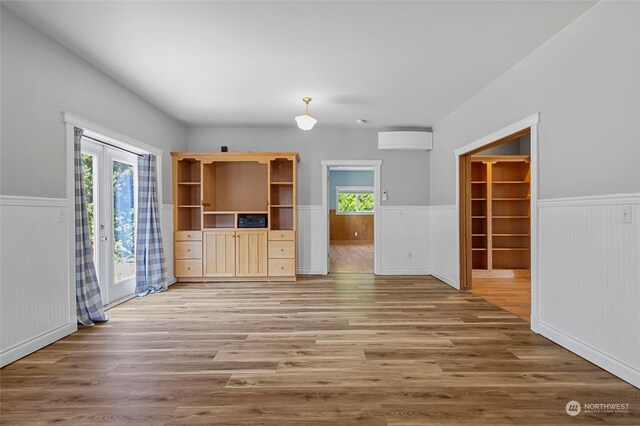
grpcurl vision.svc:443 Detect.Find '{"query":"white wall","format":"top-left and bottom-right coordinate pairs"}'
top-left (536, 194), bottom-right (639, 388)
top-left (430, 1), bottom-right (640, 205)
top-left (188, 127), bottom-right (429, 206)
top-left (0, 6), bottom-right (188, 202)
top-left (0, 7), bottom-right (185, 366)
top-left (427, 2), bottom-right (640, 387)
top-left (0, 196), bottom-right (74, 366)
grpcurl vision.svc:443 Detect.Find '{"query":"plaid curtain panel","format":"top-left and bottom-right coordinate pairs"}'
top-left (135, 154), bottom-right (168, 296)
top-left (74, 127), bottom-right (108, 326)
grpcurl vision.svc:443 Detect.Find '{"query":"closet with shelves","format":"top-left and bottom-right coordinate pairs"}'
top-left (471, 155), bottom-right (530, 277)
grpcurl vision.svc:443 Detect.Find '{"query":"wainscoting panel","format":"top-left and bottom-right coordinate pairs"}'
top-left (536, 193), bottom-right (640, 388)
top-left (329, 209), bottom-right (374, 242)
top-left (161, 204), bottom-right (175, 284)
top-left (429, 205), bottom-right (459, 288)
top-left (297, 206), bottom-right (325, 274)
top-left (378, 206), bottom-right (430, 275)
top-left (0, 196), bottom-right (76, 367)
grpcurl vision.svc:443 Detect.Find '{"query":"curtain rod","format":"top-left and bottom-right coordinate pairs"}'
top-left (82, 134), bottom-right (144, 157)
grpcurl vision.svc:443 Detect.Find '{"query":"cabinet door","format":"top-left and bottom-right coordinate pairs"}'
top-left (203, 231), bottom-right (236, 277)
top-left (236, 231), bottom-right (268, 277)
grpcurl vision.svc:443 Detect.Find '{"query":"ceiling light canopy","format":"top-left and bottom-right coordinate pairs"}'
top-left (295, 97), bottom-right (317, 130)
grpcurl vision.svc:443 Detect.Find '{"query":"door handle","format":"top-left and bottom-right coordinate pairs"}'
top-left (100, 236), bottom-right (108, 242)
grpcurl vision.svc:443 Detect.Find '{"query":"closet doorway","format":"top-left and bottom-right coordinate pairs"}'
top-left (82, 138), bottom-right (139, 306)
top-left (458, 118), bottom-right (538, 322)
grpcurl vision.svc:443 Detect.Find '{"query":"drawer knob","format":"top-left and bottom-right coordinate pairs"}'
top-left (281, 266), bottom-right (284, 270)
top-left (187, 248), bottom-right (191, 252)
top-left (280, 248), bottom-right (284, 252)
top-left (187, 267), bottom-right (191, 270)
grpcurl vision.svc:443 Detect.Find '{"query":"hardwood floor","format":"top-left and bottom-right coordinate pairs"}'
top-left (330, 242), bottom-right (374, 273)
top-left (1, 275), bottom-right (638, 425)
top-left (471, 277), bottom-right (531, 321)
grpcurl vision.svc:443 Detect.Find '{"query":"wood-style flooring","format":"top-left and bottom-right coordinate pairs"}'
top-left (1, 275), bottom-right (638, 425)
top-left (471, 277), bottom-right (531, 321)
top-left (330, 242), bottom-right (374, 273)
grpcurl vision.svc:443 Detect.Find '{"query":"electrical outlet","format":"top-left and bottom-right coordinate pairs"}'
top-left (621, 205), bottom-right (632, 223)
top-left (382, 190), bottom-right (388, 202)
top-left (408, 252), bottom-right (412, 259)
top-left (57, 210), bottom-right (66, 223)
top-left (354, 232), bottom-right (358, 237)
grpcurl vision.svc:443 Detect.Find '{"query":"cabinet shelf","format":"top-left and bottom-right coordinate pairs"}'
top-left (492, 181), bottom-right (528, 184)
top-left (471, 181), bottom-right (486, 184)
top-left (471, 155), bottom-right (531, 273)
top-left (271, 182), bottom-right (294, 185)
top-left (493, 248), bottom-right (530, 251)
top-left (178, 205), bottom-right (202, 208)
top-left (178, 182), bottom-right (201, 186)
top-left (271, 205), bottom-right (294, 208)
top-left (203, 211), bottom-right (268, 214)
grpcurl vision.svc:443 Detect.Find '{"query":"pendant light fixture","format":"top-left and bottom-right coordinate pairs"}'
top-left (295, 97), bottom-right (317, 130)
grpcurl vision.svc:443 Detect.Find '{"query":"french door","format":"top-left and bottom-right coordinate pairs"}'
top-left (81, 138), bottom-right (138, 306)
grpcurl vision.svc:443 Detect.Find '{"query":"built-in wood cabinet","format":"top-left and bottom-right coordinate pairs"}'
top-left (172, 152), bottom-right (299, 282)
top-left (236, 230), bottom-right (268, 277)
top-left (203, 230), bottom-right (236, 277)
top-left (471, 155), bottom-right (530, 278)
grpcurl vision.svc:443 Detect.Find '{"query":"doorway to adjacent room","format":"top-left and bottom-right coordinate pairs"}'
top-left (321, 160), bottom-right (382, 275)
top-left (457, 114), bottom-right (539, 322)
top-left (328, 168), bottom-right (375, 273)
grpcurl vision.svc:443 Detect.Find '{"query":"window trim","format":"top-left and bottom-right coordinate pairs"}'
top-left (335, 186), bottom-right (374, 215)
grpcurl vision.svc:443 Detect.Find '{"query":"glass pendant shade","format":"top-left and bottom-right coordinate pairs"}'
top-left (295, 113), bottom-right (317, 131)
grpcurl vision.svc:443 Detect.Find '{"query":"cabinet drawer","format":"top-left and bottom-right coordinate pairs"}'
top-left (268, 241), bottom-right (295, 259)
top-left (268, 230), bottom-right (295, 241)
top-left (175, 241), bottom-right (202, 259)
top-left (175, 260), bottom-right (202, 277)
top-left (268, 259), bottom-right (296, 276)
top-left (175, 231), bottom-right (202, 241)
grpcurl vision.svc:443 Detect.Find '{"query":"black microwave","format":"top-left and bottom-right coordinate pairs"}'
top-left (238, 214), bottom-right (268, 228)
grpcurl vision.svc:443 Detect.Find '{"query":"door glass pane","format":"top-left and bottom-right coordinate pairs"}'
top-left (113, 160), bottom-right (136, 282)
top-left (81, 153), bottom-right (97, 257)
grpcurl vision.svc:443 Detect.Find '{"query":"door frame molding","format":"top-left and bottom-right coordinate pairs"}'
top-left (454, 113), bottom-right (540, 324)
top-left (321, 160), bottom-right (382, 275)
top-left (63, 112), bottom-right (163, 317)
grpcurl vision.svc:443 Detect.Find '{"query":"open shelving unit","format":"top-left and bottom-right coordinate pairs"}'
top-left (269, 158), bottom-right (295, 231)
top-left (172, 152), bottom-right (299, 282)
top-left (471, 155), bottom-right (531, 277)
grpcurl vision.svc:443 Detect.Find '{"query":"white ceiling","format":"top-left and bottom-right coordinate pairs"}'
top-left (5, 1), bottom-right (595, 129)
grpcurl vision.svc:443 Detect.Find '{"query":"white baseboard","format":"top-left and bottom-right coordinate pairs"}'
top-left (377, 268), bottom-right (431, 276)
top-left (535, 320), bottom-right (639, 389)
top-left (297, 268), bottom-right (324, 275)
top-left (431, 269), bottom-right (458, 288)
top-left (0, 322), bottom-right (76, 367)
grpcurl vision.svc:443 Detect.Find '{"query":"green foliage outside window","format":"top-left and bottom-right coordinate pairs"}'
top-left (82, 153), bottom-right (95, 251)
top-left (337, 192), bottom-right (374, 214)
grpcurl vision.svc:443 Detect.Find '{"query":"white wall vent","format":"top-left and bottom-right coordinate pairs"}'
top-left (378, 131), bottom-right (433, 151)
